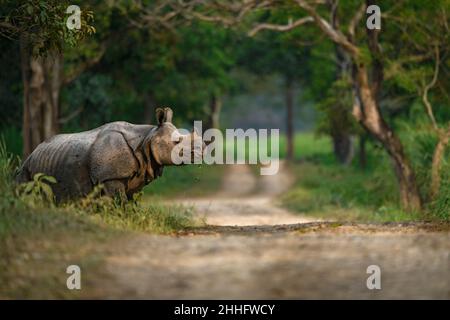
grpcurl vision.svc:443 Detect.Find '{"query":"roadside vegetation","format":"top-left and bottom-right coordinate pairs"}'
top-left (280, 133), bottom-right (449, 222)
top-left (144, 164), bottom-right (225, 199)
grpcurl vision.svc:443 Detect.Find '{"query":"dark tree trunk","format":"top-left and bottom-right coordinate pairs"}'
top-left (330, 0), bottom-right (354, 165)
top-left (358, 134), bottom-right (367, 169)
top-left (299, 0), bottom-right (422, 211)
top-left (352, 63), bottom-right (422, 211)
top-left (332, 134), bottom-right (353, 165)
top-left (348, 6), bottom-right (422, 212)
top-left (430, 125), bottom-right (450, 200)
top-left (207, 94), bottom-right (222, 129)
top-left (20, 36), bottom-right (62, 158)
top-left (286, 79), bottom-right (294, 161)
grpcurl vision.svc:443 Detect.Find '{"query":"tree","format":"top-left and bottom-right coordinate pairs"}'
top-left (139, 0), bottom-right (450, 212)
top-left (122, 1), bottom-right (236, 129)
top-left (0, 0), bottom-right (95, 157)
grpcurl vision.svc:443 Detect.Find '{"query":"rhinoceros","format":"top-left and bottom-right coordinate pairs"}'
top-left (16, 107), bottom-right (204, 202)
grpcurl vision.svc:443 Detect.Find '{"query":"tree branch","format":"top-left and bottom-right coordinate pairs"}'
top-left (58, 105), bottom-right (84, 124)
top-left (294, 0), bottom-right (359, 57)
top-left (62, 44), bottom-right (106, 86)
top-left (248, 16), bottom-right (314, 37)
top-left (422, 46), bottom-right (440, 131)
top-left (347, 3), bottom-right (366, 42)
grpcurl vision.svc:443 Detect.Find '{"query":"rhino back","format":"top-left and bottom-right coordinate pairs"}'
top-left (26, 130), bottom-right (99, 200)
top-left (99, 121), bottom-right (155, 150)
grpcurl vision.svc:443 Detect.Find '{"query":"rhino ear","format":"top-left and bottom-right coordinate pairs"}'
top-left (156, 108), bottom-right (165, 125)
top-left (164, 107), bottom-right (173, 123)
top-left (155, 107), bottom-right (173, 125)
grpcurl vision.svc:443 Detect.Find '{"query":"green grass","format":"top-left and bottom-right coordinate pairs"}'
top-left (278, 132), bottom-right (333, 161)
top-left (278, 133), bottom-right (440, 222)
top-left (222, 131), bottom-right (332, 162)
top-left (280, 134), bottom-right (450, 222)
top-left (0, 126), bottom-right (22, 157)
top-left (280, 162), bottom-right (424, 222)
top-left (144, 164), bottom-right (225, 199)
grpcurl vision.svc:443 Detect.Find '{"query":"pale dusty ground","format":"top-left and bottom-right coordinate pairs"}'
top-left (176, 162), bottom-right (317, 226)
top-left (90, 162), bottom-right (449, 299)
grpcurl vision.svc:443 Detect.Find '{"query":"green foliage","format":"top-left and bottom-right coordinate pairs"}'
top-left (145, 164), bottom-right (225, 199)
top-left (0, 140), bottom-right (16, 194)
top-left (16, 173), bottom-right (56, 208)
top-left (0, 0), bottom-right (95, 55)
top-left (315, 76), bottom-right (360, 138)
top-left (281, 132), bottom-right (448, 221)
top-left (399, 120), bottom-right (450, 220)
top-left (0, 127), bottom-right (22, 157)
top-left (61, 72), bottom-right (115, 131)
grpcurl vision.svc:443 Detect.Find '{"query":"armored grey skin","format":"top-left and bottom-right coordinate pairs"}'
top-left (16, 107), bottom-right (204, 202)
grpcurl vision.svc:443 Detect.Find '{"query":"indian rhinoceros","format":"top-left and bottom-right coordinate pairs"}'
top-left (16, 107), bottom-right (204, 202)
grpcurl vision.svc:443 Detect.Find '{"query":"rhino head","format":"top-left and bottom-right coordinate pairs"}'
top-left (146, 107), bottom-right (204, 166)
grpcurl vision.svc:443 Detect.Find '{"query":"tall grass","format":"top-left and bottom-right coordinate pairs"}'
top-left (400, 122), bottom-right (450, 220)
top-left (0, 127), bottom-right (22, 157)
top-left (280, 132), bottom-right (447, 222)
top-left (144, 164), bottom-right (225, 199)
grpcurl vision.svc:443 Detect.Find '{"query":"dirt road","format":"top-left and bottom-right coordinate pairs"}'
top-left (176, 162), bottom-right (317, 225)
top-left (93, 163), bottom-right (449, 299)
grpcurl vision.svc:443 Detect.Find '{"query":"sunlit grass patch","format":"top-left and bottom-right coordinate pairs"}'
top-left (144, 164), bottom-right (225, 199)
top-left (280, 161), bottom-right (424, 222)
top-left (81, 200), bottom-right (202, 234)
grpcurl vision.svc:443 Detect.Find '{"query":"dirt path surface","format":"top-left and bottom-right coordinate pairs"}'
top-left (176, 161), bottom-right (317, 225)
top-left (93, 163), bottom-right (450, 299)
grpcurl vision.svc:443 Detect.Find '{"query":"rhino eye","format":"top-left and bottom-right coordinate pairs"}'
top-left (174, 136), bottom-right (183, 144)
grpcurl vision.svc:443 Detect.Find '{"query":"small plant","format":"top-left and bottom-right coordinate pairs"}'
top-left (16, 173), bottom-right (57, 208)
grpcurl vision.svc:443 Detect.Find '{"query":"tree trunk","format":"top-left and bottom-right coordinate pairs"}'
top-left (207, 94), bottom-right (222, 129)
top-left (430, 125), bottom-right (450, 200)
top-left (20, 37), bottom-right (62, 158)
top-left (353, 64), bottom-right (422, 211)
top-left (329, 0), bottom-right (354, 165)
top-left (332, 133), bottom-right (353, 165)
top-left (358, 134), bottom-right (367, 169)
top-left (143, 91), bottom-right (157, 124)
top-left (286, 79), bottom-right (294, 161)
top-left (296, 0), bottom-right (422, 211)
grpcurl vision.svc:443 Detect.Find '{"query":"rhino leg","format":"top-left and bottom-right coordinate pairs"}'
top-left (103, 180), bottom-right (127, 201)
